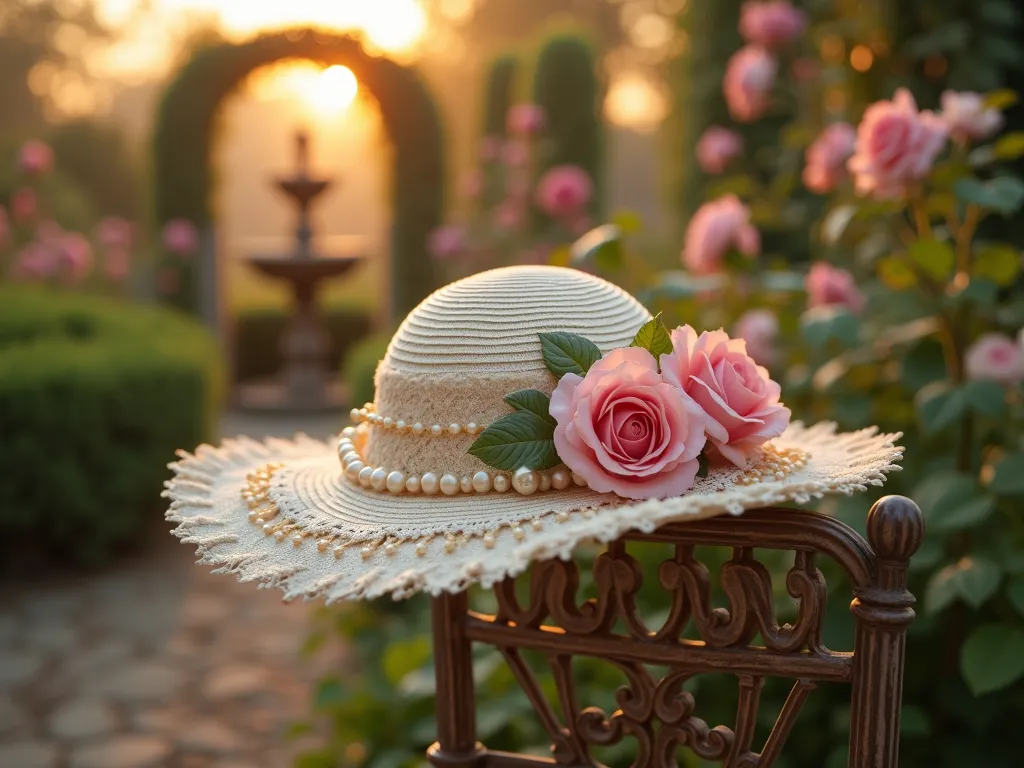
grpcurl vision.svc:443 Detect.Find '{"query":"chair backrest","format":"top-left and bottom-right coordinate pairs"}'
top-left (426, 495), bottom-right (924, 768)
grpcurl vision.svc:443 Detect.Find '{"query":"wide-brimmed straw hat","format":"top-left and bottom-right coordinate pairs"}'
top-left (165, 266), bottom-right (902, 601)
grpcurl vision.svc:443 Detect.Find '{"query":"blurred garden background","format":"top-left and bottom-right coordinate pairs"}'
top-left (2, 0), bottom-right (1024, 766)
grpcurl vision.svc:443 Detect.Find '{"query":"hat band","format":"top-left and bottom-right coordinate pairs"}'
top-left (336, 427), bottom-right (588, 497)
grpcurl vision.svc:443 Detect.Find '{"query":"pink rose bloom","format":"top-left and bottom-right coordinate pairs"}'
top-left (940, 91), bottom-right (1004, 144)
top-left (550, 347), bottom-right (708, 499)
top-left (803, 123), bottom-right (857, 193)
top-left (740, 1), bottom-right (807, 48)
top-left (11, 187), bottom-right (37, 223)
top-left (502, 139), bottom-right (530, 167)
top-left (507, 103), bottom-right (546, 136)
top-left (848, 89), bottom-right (947, 198)
top-left (493, 200), bottom-right (525, 231)
top-left (724, 46), bottom-right (777, 122)
top-left (96, 216), bottom-right (134, 250)
top-left (56, 232), bottom-right (93, 281)
top-left (965, 334), bottom-right (1024, 385)
top-left (104, 248), bottom-right (131, 282)
top-left (0, 205), bottom-right (8, 249)
top-left (479, 135), bottom-right (502, 162)
top-left (427, 225), bottom-right (465, 261)
top-left (682, 195), bottom-right (760, 274)
top-left (161, 218), bottom-right (198, 255)
top-left (697, 127), bottom-right (744, 175)
top-left (733, 309), bottom-right (779, 366)
top-left (805, 262), bottom-right (864, 313)
top-left (662, 325), bottom-right (790, 468)
top-left (18, 139), bottom-right (53, 175)
top-left (535, 165), bottom-right (593, 219)
top-left (11, 242), bottom-right (55, 280)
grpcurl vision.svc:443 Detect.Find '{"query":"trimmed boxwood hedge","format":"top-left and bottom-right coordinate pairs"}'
top-left (342, 331), bottom-right (392, 408)
top-left (0, 287), bottom-right (224, 566)
top-left (233, 306), bottom-right (373, 382)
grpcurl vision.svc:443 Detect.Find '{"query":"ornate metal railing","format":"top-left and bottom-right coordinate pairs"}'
top-left (426, 496), bottom-right (924, 768)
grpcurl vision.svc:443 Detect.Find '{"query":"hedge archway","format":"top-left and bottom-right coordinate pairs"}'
top-left (152, 29), bottom-right (445, 325)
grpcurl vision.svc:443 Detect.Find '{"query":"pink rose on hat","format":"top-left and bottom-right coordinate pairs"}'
top-left (724, 46), bottom-right (777, 122)
top-left (697, 127), bottom-right (744, 175)
top-left (550, 347), bottom-right (709, 499)
top-left (682, 195), bottom-right (760, 275)
top-left (848, 89), bottom-right (947, 199)
top-left (803, 122), bottom-right (856, 194)
top-left (965, 334), bottom-right (1024, 385)
top-left (661, 326), bottom-right (790, 468)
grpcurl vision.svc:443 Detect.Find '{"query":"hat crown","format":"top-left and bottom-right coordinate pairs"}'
top-left (383, 266), bottom-right (652, 375)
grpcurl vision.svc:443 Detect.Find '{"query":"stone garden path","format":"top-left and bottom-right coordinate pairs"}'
top-left (0, 411), bottom-right (347, 768)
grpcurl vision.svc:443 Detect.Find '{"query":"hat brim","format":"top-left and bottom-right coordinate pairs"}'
top-left (165, 422), bottom-right (903, 602)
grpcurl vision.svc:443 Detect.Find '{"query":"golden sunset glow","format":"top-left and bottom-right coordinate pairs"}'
top-left (249, 62), bottom-right (360, 121)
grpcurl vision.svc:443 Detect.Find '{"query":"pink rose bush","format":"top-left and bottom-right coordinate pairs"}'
top-left (697, 127), bottom-right (744, 175)
top-left (965, 334), bottom-right (1024, 385)
top-left (805, 262), bottom-right (865, 313)
top-left (535, 165), bottom-right (593, 219)
top-left (507, 103), bottom-right (545, 136)
top-left (18, 139), bottom-right (53, 176)
top-left (682, 195), bottom-right (760, 274)
top-left (724, 46), bottom-right (777, 122)
top-left (847, 88), bottom-right (947, 199)
top-left (11, 187), bottom-right (37, 223)
top-left (940, 91), bottom-right (1004, 144)
top-left (739, 1), bottom-right (807, 49)
top-left (662, 327), bottom-right (790, 468)
top-left (427, 225), bottom-right (466, 261)
top-left (803, 123), bottom-right (856, 193)
top-left (733, 309), bottom-right (779, 366)
top-left (468, 318), bottom-right (793, 501)
top-left (96, 216), bottom-right (134, 250)
top-left (161, 218), bottom-right (199, 255)
top-left (550, 348), bottom-right (709, 499)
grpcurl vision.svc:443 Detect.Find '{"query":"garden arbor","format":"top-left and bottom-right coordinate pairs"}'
top-left (152, 29), bottom-right (445, 328)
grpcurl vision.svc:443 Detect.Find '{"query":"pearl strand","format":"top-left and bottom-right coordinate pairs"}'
top-left (348, 404), bottom-right (485, 437)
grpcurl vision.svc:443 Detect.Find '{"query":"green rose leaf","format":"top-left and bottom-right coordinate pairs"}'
top-left (631, 312), bottom-right (673, 360)
top-left (984, 89), bottom-right (1019, 111)
top-left (925, 556), bottom-right (1002, 614)
top-left (468, 410), bottom-right (559, 471)
top-left (878, 257), bottom-right (918, 291)
top-left (987, 452), bottom-right (1024, 495)
top-left (963, 379), bottom-right (1008, 418)
top-left (908, 239), bottom-right (956, 281)
top-left (972, 244), bottom-right (1021, 287)
top-left (993, 131), bottom-right (1024, 161)
top-left (1007, 576), bottom-right (1024, 618)
top-left (539, 331), bottom-right (603, 378)
top-left (503, 389), bottom-right (556, 426)
top-left (916, 382), bottom-right (967, 434)
top-left (954, 176), bottom-right (1024, 216)
top-left (960, 623), bottom-right (1024, 696)
top-left (912, 473), bottom-right (995, 532)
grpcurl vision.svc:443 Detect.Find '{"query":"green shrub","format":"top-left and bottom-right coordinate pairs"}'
top-left (233, 306), bottom-right (373, 382)
top-left (482, 54), bottom-right (518, 138)
top-left (0, 287), bottom-right (223, 566)
top-left (341, 331), bottom-right (392, 408)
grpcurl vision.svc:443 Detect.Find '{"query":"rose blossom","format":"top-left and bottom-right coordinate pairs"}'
top-left (805, 262), bottom-right (865, 313)
top-left (724, 46), bottom-right (777, 122)
top-left (535, 165), bottom-right (593, 219)
top-left (11, 242), bottom-right (55, 280)
top-left (502, 139), bottom-right (529, 167)
top-left (682, 195), bottom-right (760, 274)
top-left (965, 334), bottom-right (1024, 385)
top-left (940, 91), bottom-right (1004, 144)
top-left (803, 123), bottom-right (856, 193)
top-left (848, 88), bottom-right (947, 198)
top-left (56, 232), bottom-right (93, 281)
top-left (493, 200), bottom-right (525, 231)
top-left (740, 1), bottom-right (807, 49)
top-left (661, 326), bottom-right (790, 468)
top-left (733, 309), bottom-right (779, 366)
top-left (507, 103), bottom-right (545, 136)
top-left (96, 216), bottom-right (134, 250)
top-left (549, 347), bottom-right (708, 499)
top-left (161, 218), bottom-right (198, 255)
top-left (697, 127), bottom-right (744, 175)
top-left (18, 139), bottom-right (53, 175)
top-left (11, 187), bottom-right (37, 223)
top-left (427, 225), bottom-right (465, 260)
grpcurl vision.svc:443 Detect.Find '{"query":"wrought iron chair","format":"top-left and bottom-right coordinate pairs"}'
top-left (426, 495), bottom-right (924, 768)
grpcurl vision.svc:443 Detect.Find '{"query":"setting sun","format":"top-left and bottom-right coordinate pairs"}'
top-left (313, 66), bottom-right (359, 115)
top-left (250, 62), bottom-right (361, 120)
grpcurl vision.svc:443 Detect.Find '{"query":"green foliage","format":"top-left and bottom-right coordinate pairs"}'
top-left (502, 389), bottom-right (556, 424)
top-left (468, 409), bottom-right (558, 471)
top-left (960, 623), bottom-right (1024, 695)
top-left (539, 331), bottom-right (602, 377)
top-left (152, 29), bottom-right (443, 318)
top-left (482, 54), bottom-right (518, 138)
top-left (630, 313), bottom-right (673, 359)
top-left (531, 33), bottom-right (602, 221)
top-left (234, 305), bottom-right (372, 382)
top-left (0, 286), bottom-right (223, 566)
top-left (341, 331), bottom-right (391, 408)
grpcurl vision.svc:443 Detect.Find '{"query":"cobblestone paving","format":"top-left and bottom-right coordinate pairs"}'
top-left (0, 410), bottom-right (348, 768)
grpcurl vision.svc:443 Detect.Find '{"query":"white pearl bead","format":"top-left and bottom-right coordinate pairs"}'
top-left (247, 510), bottom-right (259, 522)
top-left (333, 546), bottom-right (344, 559)
top-left (346, 460), bottom-right (365, 481)
top-left (342, 426), bottom-right (357, 438)
top-left (384, 542), bottom-right (397, 556)
top-left (349, 408), bottom-right (361, 422)
top-left (513, 526), bottom-right (525, 541)
top-left (466, 422), bottom-right (478, 435)
top-left (512, 467), bottom-right (540, 496)
top-left (405, 474), bottom-right (421, 494)
top-left (254, 517), bottom-right (265, 526)
top-left (386, 471), bottom-right (406, 494)
top-left (571, 472), bottom-right (588, 487)
top-left (341, 451), bottom-right (360, 467)
top-left (582, 509), bottom-right (595, 519)
top-left (274, 530), bottom-right (287, 542)
top-left (556, 511), bottom-right (570, 523)
top-left (440, 473), bottom-right (460, 496)
top-left (415, 541), bottom-right (427, 556)
top-left (493, 474), bottom-right (510, 493)
top-left (460, 475), bottom-right (473, 493)
top-left (550, 469), bottom-right (571, 490)
top-left (412, 423), bottom-right (425, 435)
top-left (370, 467), bottom-right (388, 491)
top-left (483, 533), bottom-right (496, 549)
top-left (317, 539), bottom-right (329, 552)
top-left (448, 423), bottom-right (461, 435)
top-left (531, 518), bottom-right (543, 531)
top-left (471, 471), bottom-right (492, 493)
top-left (383, 417), bottom-right (394, 429)
top-left (263, 523), bottom-right (275, 535)
top-left (421, 472), bottom-right (440, 495)
top-left (396, 420), bottom-right (406, 432)
top-left (358, 466), bottom-right (374, 487)
top-left (431, 424), bottom-right (443, 436)
top-left (360, 546), bottom-right (373, 559)
top-left (539, 473), bottom-right (552, 492)
top-left (358, 408), bottom-right (368, 419)
top-left (444, 539), bottom-right (457, 553)
top-left (292, 533), bottom-right (304, 547)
